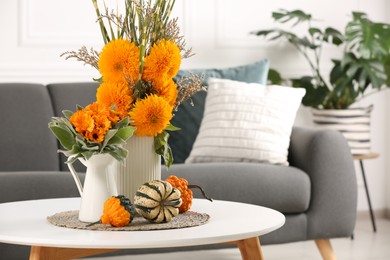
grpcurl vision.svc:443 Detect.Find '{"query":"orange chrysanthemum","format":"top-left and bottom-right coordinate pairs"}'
top-left (88, 113), bottom-right (112, 143)
top-left (69, 109), bottom-right (94, 135)
top-left (152, 79), bottom-right (178, 106)
top-left (129, 94), bottom-right (173, 136)
top-left (98, 39), bottom-right (140, 84)
top-left (143, 39), bottom-right (181, 82)
top-left (69, 102), bottom-right (116, 143)
top-left (86, 102), bottom-right (119, 123)
top-left (96, 82), bottom-right (133, 119)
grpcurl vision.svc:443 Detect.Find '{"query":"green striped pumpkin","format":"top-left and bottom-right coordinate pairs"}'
top-left (134, 180), bottom-right (182, 223)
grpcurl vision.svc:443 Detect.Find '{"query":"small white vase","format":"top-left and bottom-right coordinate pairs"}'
top-left (113, 136), bottom-right (161, 200)
top-left (68, 153), bottom-right (118, 223)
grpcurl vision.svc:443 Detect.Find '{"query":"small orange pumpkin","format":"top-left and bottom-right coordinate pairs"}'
top-left (100, 195), bottom-right (135, 227)
top-left (165, 175), bottom-right (213, 213)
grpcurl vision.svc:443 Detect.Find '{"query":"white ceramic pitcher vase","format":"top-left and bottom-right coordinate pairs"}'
top-left (68, 153), bottom-right (118, 223)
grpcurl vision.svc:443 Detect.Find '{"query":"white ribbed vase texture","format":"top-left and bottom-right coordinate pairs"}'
top-left (114, 136), bottom-right (161, 200)
top-left (312, 106), bottom-right (373, 155)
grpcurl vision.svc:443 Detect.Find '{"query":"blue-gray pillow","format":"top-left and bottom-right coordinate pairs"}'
top-left (170, 59), bottom-right (270, 164)
top-left (175, 59), bottom-right (269, 87)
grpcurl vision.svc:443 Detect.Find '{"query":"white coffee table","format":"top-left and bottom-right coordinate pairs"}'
top-left (0, 198), bottom-right (285, 260)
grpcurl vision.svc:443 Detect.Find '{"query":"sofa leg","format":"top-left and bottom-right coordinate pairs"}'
top-left (315, 239), bottom-right (336, 260)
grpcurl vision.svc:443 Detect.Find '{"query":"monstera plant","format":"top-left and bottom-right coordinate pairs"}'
top-left (252, 10), bottom-right (390, 109)
top-left (253, 10), bottom-right (390, 155)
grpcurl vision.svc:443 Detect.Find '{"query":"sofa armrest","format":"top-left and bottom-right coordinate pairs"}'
top-left (289, 127), bottom-right (357, 239)
top-left (0, 171), bottom-right (84, 204)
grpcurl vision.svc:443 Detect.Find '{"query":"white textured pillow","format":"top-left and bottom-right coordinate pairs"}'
top-left (185, 78), bottom-right (305, 165)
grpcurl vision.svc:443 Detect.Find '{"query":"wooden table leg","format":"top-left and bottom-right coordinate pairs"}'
top-left (315, 239), bottom-right (337, 260)
top-left (236, 237), bottom-right (264, 260)
top-left (29, 246), bottom-right (117, 260)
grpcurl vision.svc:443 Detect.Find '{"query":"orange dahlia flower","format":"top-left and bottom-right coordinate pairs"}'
top-left (143, 39), bottom-right (181, 82)
top-left (129, 94), bottom-right (173, 136)
top-left (98, 39), bottom-right (140, 84)
top-left (96, 82), bottom-right (133, 120)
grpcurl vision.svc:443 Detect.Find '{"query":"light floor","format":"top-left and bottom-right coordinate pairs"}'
top-left (87, 218), bottom-right (390, 260)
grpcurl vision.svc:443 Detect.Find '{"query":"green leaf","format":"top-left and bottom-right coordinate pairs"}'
top-left (93, 76), bottom-right (103, 83)
top-left (58, 143), bottom-right (81, 158)
top-left (165, 124), bottom-right (181, 131)
top-left (102, 129), bottom-right (118, 149)
top-left (62, 110), bottom-right (74, 120)
top-left (115, 126), bottom-right (136, 141)
top-left (114, 117), bottom-right (130, 129)
top-left (345, 12), bottom-right (390, 59)
top-left (48, 124), bottom-right (76, 150)
top-left (384, 56), bottom-right (390, 85)
top-left (324, 27), bottom-right (344, 45)
top-left (154, 132), bottom-right (173, 170)
top-left (267, 68), bottom-right (283, 85)
top-left (291, 76), bottom-right (329, 108)
top-left (81, 151), bottom-right (95, 161)
top-left (106, 135), bottom-right (127, 146)
top-left (308, 27), bottom-right (322, 39)
top-left (272, 9), bottom-right (311, 26)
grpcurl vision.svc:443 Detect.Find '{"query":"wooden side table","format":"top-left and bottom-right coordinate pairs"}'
top-left (353, 152), bottom-right (379, 232)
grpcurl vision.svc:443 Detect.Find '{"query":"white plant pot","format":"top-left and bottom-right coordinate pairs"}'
top-left (312, 106), bottom-right (373, 155)
top-left (113, 136), bottom-right (161, 200)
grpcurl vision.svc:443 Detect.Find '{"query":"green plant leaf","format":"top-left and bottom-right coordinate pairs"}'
top-left (81, 151), bottom-right (95, 161)
top-left (165, 123), bottom-right (181, 131)
top-left (272, 9), bottom-right (311, 26)
top-left (102, 129), bottom-right (118, 148)
top-left (291, 76), bottom-right (329, 108)
top-left (107, 135), bottom-right (127, 146)
top-left (48, 124), bottom-right (76, 150)
top-left (154, 132), bottom-right (173, 170)
top-left (62, 110), bottom-right (74, 120)
top-left (108, 146), bottom-right (128, 162)
top-left (384, 56), bottom-right (390, 85)
top-left (345, 12), bottom-right (390, 60)
top-left (267, 68), bottom-right (283, 85)
top-left (115, 126), bottom-right (136, 141)
top-left (114, 117), bottom-right (130, 129)
top-left (308, 27), bottom-right (322, 40)
top-left (324, 27), bottom-right (344, 45)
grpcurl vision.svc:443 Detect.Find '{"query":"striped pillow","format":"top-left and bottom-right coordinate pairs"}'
top-left (185, 78), bottom-right (305, 165)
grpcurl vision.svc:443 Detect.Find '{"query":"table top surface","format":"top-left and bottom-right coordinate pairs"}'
top-left (0, 198), bottom-right (285, 249)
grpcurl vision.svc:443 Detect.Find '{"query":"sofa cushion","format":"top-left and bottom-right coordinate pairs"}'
top-left (47, 82), bottom-right (100, 171)
top-left (162, 162), bottom-right (311, 214)
top-left (170, 59), bottom-right (270, 163)
top-left (185, 79), bottom-right (305, 165)
top-left (0, 83), bottom-right (59, 171)
top-left (175, 59), bottom-right (270, 86)
top-left (47, 82), bottom-right (99, 116)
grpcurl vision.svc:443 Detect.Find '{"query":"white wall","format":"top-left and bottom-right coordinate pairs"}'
top-left (0, 0), bottom-right (388, 212)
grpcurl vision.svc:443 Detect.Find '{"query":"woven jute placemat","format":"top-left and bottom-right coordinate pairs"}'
top-left (47, 210), bottom-right (210, 231)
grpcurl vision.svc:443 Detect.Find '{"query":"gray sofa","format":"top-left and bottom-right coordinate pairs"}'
top-left (0, 82), bottom-right (357, 259)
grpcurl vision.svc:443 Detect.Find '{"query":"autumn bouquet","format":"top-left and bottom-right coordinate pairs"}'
top-left (49, 0), bottom-right (203, 167)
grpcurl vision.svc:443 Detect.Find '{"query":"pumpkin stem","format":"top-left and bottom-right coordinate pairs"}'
top-left (188, 185), bottom-right (213, 202)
